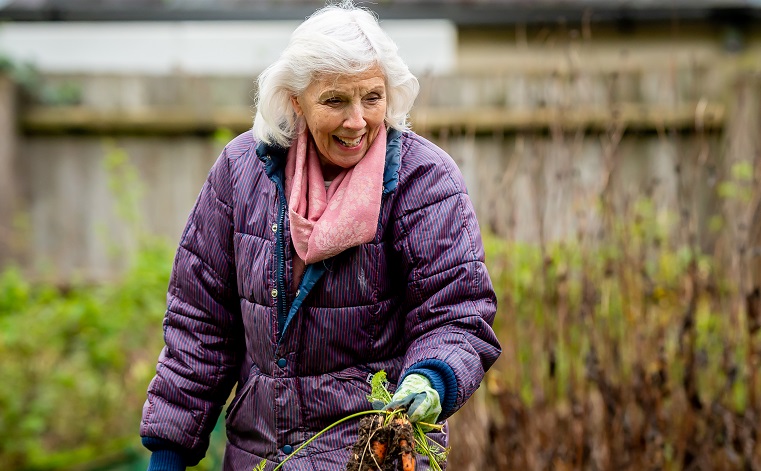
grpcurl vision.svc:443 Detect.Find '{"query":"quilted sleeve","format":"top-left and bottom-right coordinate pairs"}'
top-left (140, 147), bottom-right (242, 465)
top-left (392, 135), bottom-right (501, 420)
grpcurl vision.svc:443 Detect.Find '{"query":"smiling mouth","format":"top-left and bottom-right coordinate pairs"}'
top-left (335, 135), bottom-right (363, 147)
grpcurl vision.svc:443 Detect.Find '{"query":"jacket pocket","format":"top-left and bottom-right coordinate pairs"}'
top-left (225, 364), bottom-right (258, 422)
top-left (224, 365), bottom-right (276, 456)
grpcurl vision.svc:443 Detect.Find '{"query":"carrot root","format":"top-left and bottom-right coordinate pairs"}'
top-left (370, 437), bottom-right (388, 464)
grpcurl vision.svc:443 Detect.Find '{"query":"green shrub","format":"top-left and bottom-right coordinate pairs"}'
top-left (480, 203), bottom-right (761, 469)
top-left (0, 238), bottom-right (173, 470)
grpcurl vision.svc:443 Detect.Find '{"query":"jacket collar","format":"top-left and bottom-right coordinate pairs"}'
top-left (255, 127), bottom-right (403, 195)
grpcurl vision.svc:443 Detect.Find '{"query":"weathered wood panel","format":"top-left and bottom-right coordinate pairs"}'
top-left (433, 130), bottom-right (722, 243)
top-left (0, 75), bottom-right (18, 266)
top-left (15, 129), bottom-right (727, 280)
top-left (17, 136), bottom-right (220, 281)
top-left (9, 63), bottom-right (760, 280)
top-left (20, 102), bottom-right (725, 135)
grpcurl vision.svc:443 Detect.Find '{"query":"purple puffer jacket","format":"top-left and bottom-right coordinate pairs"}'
top-left (140, 128), bottom-right (501, 470)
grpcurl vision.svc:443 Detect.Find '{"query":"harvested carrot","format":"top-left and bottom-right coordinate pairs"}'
top-left (398, 437), bottom-right (415, 471)
top-left (391, 417), bottom-right (416, 471)
top-left (347, 413), bottom-right (420, 470)
top-left (347, 414), bottom-right (389, 470)
top-left (400, 448), bottom-right (415, 471)
top-left (370, 435), bottom-right (388, 464)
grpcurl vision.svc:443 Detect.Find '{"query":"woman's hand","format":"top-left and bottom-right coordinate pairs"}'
top-left (384, 374), bottom-right (442, 431)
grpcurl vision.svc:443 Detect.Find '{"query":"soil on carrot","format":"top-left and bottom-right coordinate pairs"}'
top-left (346, 414), bottom-right (416, 471)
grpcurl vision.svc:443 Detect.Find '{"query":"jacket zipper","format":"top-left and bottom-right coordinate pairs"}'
top-left (276, 185), bottom-right (288, 341)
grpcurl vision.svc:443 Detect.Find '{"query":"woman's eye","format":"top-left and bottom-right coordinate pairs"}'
top-left (365, 95), bottom-right (381, 104)
top-left (324, 97), bottom-right (342, 106)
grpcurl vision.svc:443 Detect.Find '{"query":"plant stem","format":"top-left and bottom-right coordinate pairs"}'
top-left (417, 422), bottom-right (443, 431)
top-left (269, 409), bottom-right (388, 471)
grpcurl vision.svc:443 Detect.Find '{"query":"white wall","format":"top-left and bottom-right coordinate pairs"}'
top-left (0, 20), bottom-right (456, 75)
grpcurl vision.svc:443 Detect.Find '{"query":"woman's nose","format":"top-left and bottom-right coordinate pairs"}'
top-left (343, 104), bottom-right (366, 130)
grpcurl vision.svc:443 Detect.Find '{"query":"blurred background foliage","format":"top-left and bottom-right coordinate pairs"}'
top-left (478, 218), bottom-right (760, 469)
top-left (0, 233), bottom-right (172, 469)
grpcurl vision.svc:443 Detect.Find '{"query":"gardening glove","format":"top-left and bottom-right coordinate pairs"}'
top-left (384, 374), bottom-right (442, 430)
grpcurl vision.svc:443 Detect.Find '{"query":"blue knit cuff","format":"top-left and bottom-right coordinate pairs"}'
top-left (147, 449), bottom-right (186, 471)
top-left (402, 359), bottom-right (458, 419)
top-left (142, 437), bottom-right (187, 471)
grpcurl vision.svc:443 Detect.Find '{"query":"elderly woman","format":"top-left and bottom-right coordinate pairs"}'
top-left (140, 2), bottom-right (500, 470)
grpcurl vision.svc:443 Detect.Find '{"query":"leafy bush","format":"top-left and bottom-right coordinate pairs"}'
top-left (0, 238), bottom-right (173, 470)
top-left (479, 199), bottom-right (761, 470)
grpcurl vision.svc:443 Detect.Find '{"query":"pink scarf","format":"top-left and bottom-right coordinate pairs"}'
top-left (285, 126), bottom-right (386, 285)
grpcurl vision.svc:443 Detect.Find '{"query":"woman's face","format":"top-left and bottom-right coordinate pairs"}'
top-left (291, 67), bottom-right (387, 179)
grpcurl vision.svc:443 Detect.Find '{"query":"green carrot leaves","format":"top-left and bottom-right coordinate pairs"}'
top-left (367, 370), bottom-right (393, 405)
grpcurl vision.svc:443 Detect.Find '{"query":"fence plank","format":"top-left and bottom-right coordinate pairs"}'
top-left (20, 102), bottom-right (726, 135)
top-left (21, 106), bottom-right (254, 134)
top-left (0, 75), bottom-right (18, 265)
top-left (414, 102), bottom-right (725, 133)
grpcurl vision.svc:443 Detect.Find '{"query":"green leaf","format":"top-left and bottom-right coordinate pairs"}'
top-left (367, 370), bottom-right (392, 405)
top-left (730, 161), bottom-right (753, 181)
top-left (717, 181), bottom-right (738, 199)
top-left (213, 127), bottom-right (235, 149)
top-left (708, 215), bottom-right (724, 233)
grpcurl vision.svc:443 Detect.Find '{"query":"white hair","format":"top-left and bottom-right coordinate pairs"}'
top-left (252, 1), bottom-right (420, 147)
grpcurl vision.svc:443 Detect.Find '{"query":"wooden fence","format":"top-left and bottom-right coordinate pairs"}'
top-left (0, 75), bottom-right (18, 269)
top-left (1, 59), bottom-right (759, 282)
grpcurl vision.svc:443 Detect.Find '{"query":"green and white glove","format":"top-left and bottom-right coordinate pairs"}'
top-left (384, 374), bottom-right (442, 431)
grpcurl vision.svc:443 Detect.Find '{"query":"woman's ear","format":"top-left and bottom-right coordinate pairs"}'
top-left (290, 96), bottom-right (303, 116)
